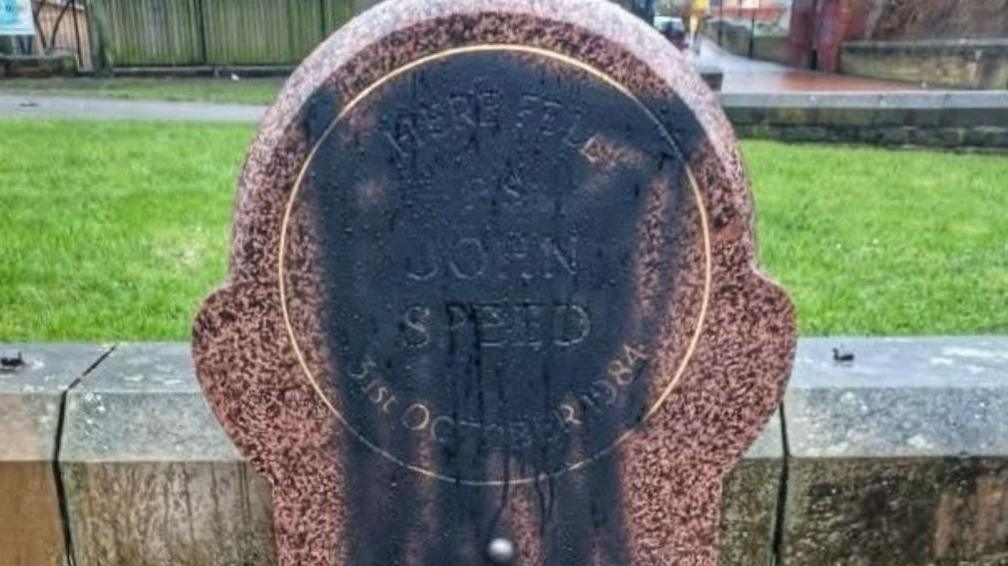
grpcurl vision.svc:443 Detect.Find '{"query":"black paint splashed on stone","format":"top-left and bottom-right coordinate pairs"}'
top-left (293, 50), bottom-right (705, 565)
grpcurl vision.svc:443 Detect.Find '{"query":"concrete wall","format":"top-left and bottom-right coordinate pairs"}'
top-left (786, 0), bottom-right (1007, 73)
top-left (752, 34), bottom-right (790, 66)
top-left (842, 39), bottom-right (1008, 90)
top-left (860, 0), bottom-right (1008, 42)
top-left (1, 338), bottom-right (1007, 564)
top-left (706, 21), bottom-right (752, 57)
top-left (722, 91), bottom-right (1008, 151)
top-left (704, 21), bottom-right (790, 65)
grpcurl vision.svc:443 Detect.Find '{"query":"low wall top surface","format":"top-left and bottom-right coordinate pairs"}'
top-left (0, 343), bottom-right (109, 461)
top-left (721, 91), bottom-right (1008, 148)
top-left (61, 342), bottom-right (241, 463)
top-left (26, 337), bottom-right (1005, 465)
top-left (845, 38), bottom-right (1008, 50)
top-left (719, 91), bottom-right (1008, 111)
top-left (0, 343), bottom-right (109, 395)
top-left (793, 337), bottom-right (1008, 388)
top-left (789, 337), bottom-right (1008, 460)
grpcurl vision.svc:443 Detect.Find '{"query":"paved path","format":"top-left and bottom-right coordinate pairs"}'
top-left (688, 41), bottom-right (923, 93)
top-left (0, 93), bottom-right (265, 123)
top-left (0, 49), bottom-right (938, 124)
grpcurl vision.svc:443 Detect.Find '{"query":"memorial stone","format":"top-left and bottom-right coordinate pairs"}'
top-left (193, 1), bottom-right (797, 564)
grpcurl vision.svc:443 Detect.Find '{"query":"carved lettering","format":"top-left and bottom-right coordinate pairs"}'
top-left (475, 304), bottom-right (508, 348)
top-left (348, 356), bottom-right (377, 382)
top-left (448, 237), bottom-right (489, 280)
top-left (406, 242), bottom-right (440, 281)
top-left (401, 306), bottom-right (432, 349)
top-left (607, 343), bottom-right (650, 386)
top-left (382, 87), bottom-right (504, 163)
top-left (369, 385), bottom-right (394, 408)
top-left (450, 95), bottom-right (477, 129)
top-left (431, 415), bottom-right (456, 443)
top-left (515, 304), bottom-right (545, 349)
top-left (401, 403), bottom-right (431, 431)
top-left (558, 403), bottom-right (583, 427)
top-left (589, 379), bottom-right (619, 407)
top-left (405, 302), bottom-right (591, 350)
top-left (553, 304), bottom-right (592, 347)
top-left (406, 233), bottom-right (579, 283)
top-left (516, 93), bottom-right (568, 138)
top-left (349, 340), bottom-right (650, 458)
top-left (427, 414), bottom-right (571, 453)
top-left (541, 236), bottom-right (577, 278)
top-left (289, 47), bottom-right (694, 481)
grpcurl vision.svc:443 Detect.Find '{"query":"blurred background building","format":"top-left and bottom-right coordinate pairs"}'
top-left (1, 0), bottom-right (1006, 89)
top-left (703, 0), bottom-right (1008, 89)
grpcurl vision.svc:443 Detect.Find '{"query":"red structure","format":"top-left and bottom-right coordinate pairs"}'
top-left (788, 0), bottom-right (871, 71)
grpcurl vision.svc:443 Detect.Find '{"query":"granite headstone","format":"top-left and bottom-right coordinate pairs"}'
top-left (193, 1), bottom-right (796, 564)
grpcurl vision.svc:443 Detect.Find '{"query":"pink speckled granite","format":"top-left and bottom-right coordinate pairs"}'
top-left (192, 1), bottom-right (796, 564)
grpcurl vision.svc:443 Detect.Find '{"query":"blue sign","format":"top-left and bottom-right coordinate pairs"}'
top-left (0, 0), bottom-right (34, 36)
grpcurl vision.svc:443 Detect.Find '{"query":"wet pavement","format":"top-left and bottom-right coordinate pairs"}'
top-left (688, 41), bottom-right (925, 93)
top-left (0, 41), bottom-right (947, 125)
top-left (0, 93), bottom-right (264, 123)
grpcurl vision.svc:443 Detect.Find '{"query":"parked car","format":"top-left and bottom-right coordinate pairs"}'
top-left (653, 16), bottom-right (689, 51)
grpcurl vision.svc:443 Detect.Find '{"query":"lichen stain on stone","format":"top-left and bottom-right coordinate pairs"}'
top-left (66, 462), bottom-right (274, 565)
top-left (941, 346), bottom-right (1008, 361)
top-left (932, 474), bottom-right (1008, 559)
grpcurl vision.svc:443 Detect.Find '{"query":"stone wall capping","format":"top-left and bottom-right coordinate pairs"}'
top-left (60, 342), bottom-right (242, 462)
top-left (720, 92), bottom-right (1008, 149)
top-left (786, 337), bottom-right (1008, 459)
top-left (781, 336), bottom-right (1008, 565)
top-left (719, 91), bottom-right (1008, 110)
top-left (0, 343), bottom-right (112, 566)
top-left (843, 38), bottom-right (1008, 51)
top-left (59, 342), bottom-right (274, 566)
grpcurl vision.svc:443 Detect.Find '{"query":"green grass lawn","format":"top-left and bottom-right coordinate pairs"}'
top-left (0, 76), bottom-right (284, 105)
top-left (747, 141), bottom-right (1008, 335)
top-left (1, 119), bottom-right (1006, 340)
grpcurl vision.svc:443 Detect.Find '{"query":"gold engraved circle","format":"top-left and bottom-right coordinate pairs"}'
top-left (278, 44), bottom-right (713, 486)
